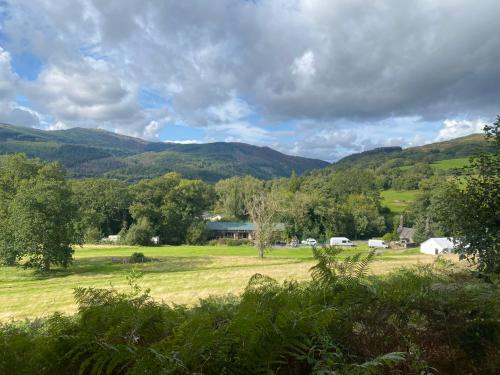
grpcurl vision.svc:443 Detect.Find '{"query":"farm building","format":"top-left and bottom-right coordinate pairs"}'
top-left (420, 237), bottom-right (456, 255)
top-left (206, 221), bottom-right (285, 240)
top-left (397, 215), bottom-right (415, 246)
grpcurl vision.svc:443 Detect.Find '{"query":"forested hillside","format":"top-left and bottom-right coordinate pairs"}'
top-left (0, 124), bottom-right (329, 182)
top-left (331, 134), bottom-right (490, 170)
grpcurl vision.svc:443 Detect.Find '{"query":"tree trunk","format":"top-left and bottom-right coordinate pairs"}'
top-left (43, 257), bottom-right (50, 272)
top-left (258, 245), bottom-right (264, 259)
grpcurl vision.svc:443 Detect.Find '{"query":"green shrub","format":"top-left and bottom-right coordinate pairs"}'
top-left (185, 221), bottom-right (208, 245)
top-left (382, 231), bottom-right (400, 241)
top-left (125, 218), bottom-right (154, 246)
top-left (83, 226), bottom-right (103, 244)
top-left (129, 252), bottom-right (150, 263)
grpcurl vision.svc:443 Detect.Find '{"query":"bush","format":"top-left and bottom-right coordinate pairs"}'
top-left (125, 218), bottom-right (154, 246)
top-left (83, 226), bottom-right (103, 244)
top-left (382, 231), bottom-right (400, 242)
top-left (208, 238), bottom-right (252, 246)
top-left (185, 221), bottom-right (208, 245)
top-left (129, 252), bottom-right (150, 263)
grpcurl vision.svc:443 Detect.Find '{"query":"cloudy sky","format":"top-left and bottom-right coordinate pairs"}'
top-left (0, 0), bottom-right (499, 161)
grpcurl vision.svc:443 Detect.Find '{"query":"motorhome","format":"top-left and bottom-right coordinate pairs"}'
top-left (368, 239), bottom-right (388, 248)
top-left (329, 237), bottom-right (354, 246)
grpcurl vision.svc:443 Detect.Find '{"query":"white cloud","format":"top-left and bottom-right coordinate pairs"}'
top-left (0, 47), bottom-right (18, 101)
top-left (407, 134), bottom-right (429, 147)
top-left (142, 120), bottom-right (161, 139)
top-left (206, 94), bottom-right (252, 123)
top-left (281, 128), bottom-right (359, 161)
top-left (0, 104), bottom-right (41, 127)
top-left (0, 47), bottom-right (42, 127)
top-left (18, 57), bottom-right (169, 138)
top-left (291, 50), bottom-right (316, 78)
top-left (163, 139), bottom-right (200, 144)
top-left (47, 120), bottom-right (69, 130)
top-left (28, 58), bottom-right (135, 122)
top-left (208, 121), bottom-right (273, 145)
top-left (436, 119), bottom-right (485, 141)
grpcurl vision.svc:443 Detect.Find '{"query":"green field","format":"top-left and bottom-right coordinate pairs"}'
top-left (431, 157), bottom-right (470, 170)
top-left (398, 157), bottom-right (470, 171)
top-left (381, 189), bottom-right (419, 213)
top-left (0, 244), bottom-right (453, 321)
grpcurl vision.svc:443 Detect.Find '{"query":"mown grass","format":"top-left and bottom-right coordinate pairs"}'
top-left (0, 244), bottom-right (453, 320)
top-left (380, 189), bottom-right (419, 213)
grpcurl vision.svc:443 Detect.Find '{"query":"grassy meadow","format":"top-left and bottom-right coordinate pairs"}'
top-left (399, 157), bottom-right (470, 171)
top-left (0, 244), bottom-right (457, 321)
top-left (380, 189), bottom-right (419, 213)
top-left (431, 157), bottom-right (470, 170)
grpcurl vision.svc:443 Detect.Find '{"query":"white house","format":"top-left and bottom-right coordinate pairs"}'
top-left (420, 237), bottom-right (456, 255)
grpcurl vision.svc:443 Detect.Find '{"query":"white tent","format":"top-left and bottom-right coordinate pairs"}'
top-left (420, 237), bottom-right (455, 255)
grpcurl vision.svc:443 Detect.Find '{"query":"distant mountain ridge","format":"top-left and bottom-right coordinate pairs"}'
top-left (1, 123), bottom-right (490, 181)
top-left (0, 123), bottom-right (329, 182)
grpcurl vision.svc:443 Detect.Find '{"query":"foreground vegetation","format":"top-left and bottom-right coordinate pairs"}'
top-left (1, 250), bottom-right (498, 374)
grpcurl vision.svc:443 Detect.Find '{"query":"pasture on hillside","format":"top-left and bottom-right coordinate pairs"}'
top-left (380, 189), bottom-right (418, 213)
top-left (0, 244), bottom-right (456, 321)
top-left (431, 157), bottom-right (470, 170)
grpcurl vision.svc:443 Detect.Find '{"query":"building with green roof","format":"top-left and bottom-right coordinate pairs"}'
top-left (206, 221), bottom-right (285, 240)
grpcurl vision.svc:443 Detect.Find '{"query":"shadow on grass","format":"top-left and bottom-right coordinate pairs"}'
top-left (30, 255), bottom-right (310, 280)
top-left (32, 256), bottom-right (212, 279)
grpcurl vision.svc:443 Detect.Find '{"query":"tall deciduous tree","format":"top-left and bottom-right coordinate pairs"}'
top-left (215, 176), bottom-right (263, 220)
top-left (161, 179), bottom-right (214, 244)
top-left (246, 192), bottom-right (279, 258)
top-left (0, 155), bottom-right (44, 265)
top-left (72, 178), bottom-right (132, 241)
top-left (129, 173), bottom-right (214, 244)
top-left (441, 117), bottom-right (500, 273)
top-left (8, 161), bottom-right (79, 271)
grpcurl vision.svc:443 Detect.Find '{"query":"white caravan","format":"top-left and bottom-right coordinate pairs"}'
top-left (330, 237), bottom-right (354, 246)
top-left (368, 239), bottom-right (388, 248)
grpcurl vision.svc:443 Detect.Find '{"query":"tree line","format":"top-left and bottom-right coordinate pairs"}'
top-left (0, 117), bottom-right (498, 272)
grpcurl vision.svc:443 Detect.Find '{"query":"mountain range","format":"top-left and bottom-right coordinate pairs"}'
top-left (0, 123), bottom-right (491, 182)
top-left (0, 124), bottom-right (329, 182)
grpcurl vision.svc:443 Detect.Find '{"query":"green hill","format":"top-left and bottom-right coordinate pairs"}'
top-left (331, 134), bottom-right (491, 171)
top-left (0, 123), bottom-right (329, 182)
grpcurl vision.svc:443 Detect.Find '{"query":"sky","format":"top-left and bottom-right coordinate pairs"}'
top-left (0, 0), bottom-right (499, 161)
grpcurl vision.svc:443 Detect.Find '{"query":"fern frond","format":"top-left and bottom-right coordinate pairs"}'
top-left (310, 245), bottom-right (375, 286)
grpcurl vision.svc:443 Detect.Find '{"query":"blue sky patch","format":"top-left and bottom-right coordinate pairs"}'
top-left (11, 51), bottom-right (42, 81)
